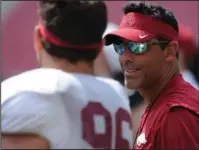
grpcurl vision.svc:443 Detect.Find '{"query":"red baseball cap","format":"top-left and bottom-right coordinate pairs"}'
top-left (104, 12), bottom-right (178, 45)
top-left (178, 24), bottom-right (197, 56)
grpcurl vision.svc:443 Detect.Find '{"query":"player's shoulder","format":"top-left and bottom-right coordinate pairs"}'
top-left (72, 73), bottom-right (125, 91)
top-left (97, 77), bottom-right (130, 104)
top-left (1, 68), bottom-right (80, 103)
top-left (97, 76), bottom-right (124, 89)
top-left (96, 76), bottom-right (125, 94)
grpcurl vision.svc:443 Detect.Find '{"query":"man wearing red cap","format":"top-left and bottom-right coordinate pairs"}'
top-left (188, 45), bottom-right (199, 84)
top-left (105, 1), bottom-right (199, 149)
top-left (189, 46), bottom-right (199, 83)
top-left (178, 24), bottom-right (198, 89)
top-left (1, 1), bottom-right (132, 149)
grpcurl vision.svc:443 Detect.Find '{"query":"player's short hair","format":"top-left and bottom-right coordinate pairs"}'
top-left (38, 1), bottom-right (107, 63)
top-left (123, 1), bottom-right (179, 50)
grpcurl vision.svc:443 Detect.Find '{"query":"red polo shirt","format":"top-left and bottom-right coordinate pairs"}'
top-left (134, 74), bottom-right (199, 149)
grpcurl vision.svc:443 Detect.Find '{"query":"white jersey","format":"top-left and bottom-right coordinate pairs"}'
top-left (1, 68), bottom-right (132, 149)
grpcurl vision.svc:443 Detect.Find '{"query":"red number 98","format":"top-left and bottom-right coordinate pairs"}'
top-left (81, 102), bottom-right (132, 149)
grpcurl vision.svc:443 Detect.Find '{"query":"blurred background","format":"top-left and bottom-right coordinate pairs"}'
top-left (1, 1), bottom-right (198, 141)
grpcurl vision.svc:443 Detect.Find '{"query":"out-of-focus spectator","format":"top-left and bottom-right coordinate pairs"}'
top-left (103, 23), bottom-right (122, 75)
top-left (94, 22), bottom-right (120, 77)
top-left (187, 45), bottom-right (199, 84)
top-left (178, 24), bottom-right (198, 89)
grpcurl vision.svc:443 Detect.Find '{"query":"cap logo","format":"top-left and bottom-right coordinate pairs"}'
top-left (125, 14), bottom-right (134, 26)
top-left (139, 34), bottom-right (148, 39)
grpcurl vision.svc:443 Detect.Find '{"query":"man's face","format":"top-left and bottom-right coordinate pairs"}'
top-left (119, 39), bottom-right (167, 89)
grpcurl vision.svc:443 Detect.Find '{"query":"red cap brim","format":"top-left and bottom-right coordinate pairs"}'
top-left (104, 28), bottom-right (156, 45)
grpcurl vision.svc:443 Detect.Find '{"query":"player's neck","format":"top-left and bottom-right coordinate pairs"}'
top-left (139, 65), bottom-right (179, 105)
top-left (42, 59), bottom-right (94, 75)
top-left (61, 64), bottom-right (94, 75)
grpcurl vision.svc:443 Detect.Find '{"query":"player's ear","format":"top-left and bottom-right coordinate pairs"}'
top-left (100, 40), bottom-right (105, 51)
top-left (164, 41), bottom-right (178, 62)
top-left (34, 25), bottom-right (43, 52)
top-left (34, 25), bottom-right (44, 66)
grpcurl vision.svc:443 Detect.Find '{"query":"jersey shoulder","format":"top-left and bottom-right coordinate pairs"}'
top-left (97, 77), bottom-right (130, 106)
top-left (97, 77), bottom-right (125, 92)
top-left (1, 68), bottom-right (80, 104)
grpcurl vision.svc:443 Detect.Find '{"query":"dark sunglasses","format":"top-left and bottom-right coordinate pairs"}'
top-left (113, 41), bottom-right (170, 55)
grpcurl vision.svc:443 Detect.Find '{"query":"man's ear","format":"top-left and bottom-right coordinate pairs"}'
top-left (34, 25), bottom-right (44, 66)
top-left (97, 40), bottom-right (105, 53)
top-left (34, 25), bottom-right (43, 52)
top-left (164, 41), bottom-right (178, 62)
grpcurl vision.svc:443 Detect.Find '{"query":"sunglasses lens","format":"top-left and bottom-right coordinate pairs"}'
top-left (128, 42), bottom-right (147, 54)
top-left (113, 43), bottom-right (124, 55)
